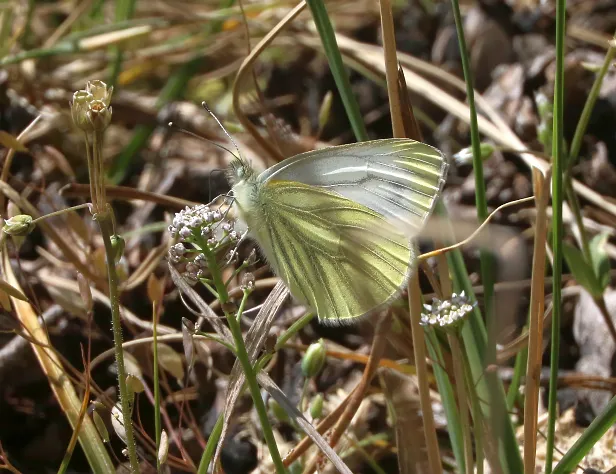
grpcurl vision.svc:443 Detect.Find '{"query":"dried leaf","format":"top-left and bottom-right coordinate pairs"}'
top-left (46, 283), bottom-right (87, 318)
top-left (0, 130), bottom-right (27, 152)
top-left (77, 273), bottom-right (93, 313)
top-left (0, 288), bottom-right (11, 311)
top-left (123, 351), bottom-right (143, 379)
top-left (181, 318), bottom-right (195, 377)
top-left (126, 374), bottom-right (145, 394)
top-left (147, 273), bottom-right (165, 304)
top-left (0, 277), bottom-right (29, 302)
top-left (154, 342), bottom-right (184, 381)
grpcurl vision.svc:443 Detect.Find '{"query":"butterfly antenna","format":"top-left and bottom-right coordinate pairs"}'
top-left (201, 102), bottom-right (243, 161)
top-left (167, 121), bottom-right (239, 159)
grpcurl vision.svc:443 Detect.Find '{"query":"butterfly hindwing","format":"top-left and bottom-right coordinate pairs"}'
top-left (248, 180), bottom-right (414, 323)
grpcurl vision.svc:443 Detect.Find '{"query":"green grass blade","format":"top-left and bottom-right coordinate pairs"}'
top-left (552, 395), bottom-right (616, 474)
top-left (545, 1), bottom-right (567, 472)
top-left (305, 0), bottom-right (368, 142)
top-left (425, 330), bottom-right (466, 472)
top-left (109, 0), bottom-right (137, 87)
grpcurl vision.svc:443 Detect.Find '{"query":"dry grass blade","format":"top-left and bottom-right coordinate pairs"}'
top-left (256, 371), bottom-right (353, 474)
top-left (38, 270), bottom-right (175, 334)
top-left (121, 240), bottom-right (170, 291)
top-left (380, 369), bottom-right (428, 474)
top-left (378, 0), bottom-right (403, 138)
top-left (396, 64), bottom-right (422, 142)
top-left (212, 281), bottom-right (288, 468)
top-left (523, 168), bottom-right (551, 474)
top-left (60, 183), bottom-right (199, 209)
top-left (408, 274), bottom-right (441, 474)
top-left (0, 276), bottom-right (29, 302)
top-left (0, 248), bottom-right (113, 471)
top-left (232, 1), bottom-right (306, 162)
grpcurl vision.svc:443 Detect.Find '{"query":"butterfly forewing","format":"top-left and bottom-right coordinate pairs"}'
top-left (259, 139), bottom-right (447, 236)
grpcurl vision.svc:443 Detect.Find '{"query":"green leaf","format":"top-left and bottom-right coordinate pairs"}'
top-left (589, 233), bottom-right (611, 293)
top-left (563, 242), bottom-right (601, 297)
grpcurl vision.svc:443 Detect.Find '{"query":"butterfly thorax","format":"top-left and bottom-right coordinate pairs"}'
top-left (229, 158), bottom-right (267, 236)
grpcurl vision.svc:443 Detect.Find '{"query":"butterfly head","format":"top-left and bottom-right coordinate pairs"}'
top-left (227, 156), bottom-right (256, 187)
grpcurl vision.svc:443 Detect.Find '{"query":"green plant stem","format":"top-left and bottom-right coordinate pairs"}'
top-left (564, 180), bottom-right (591, 263)
top-left (226, 312), bottom-right (286, 473)
top-left (305, 0), bottom-right (368, 142)
top-left (198, 415), bottom-right (224, 474)
top-left (152, 305), bottom-right (162, 473)
top-left (449, 0), bottom-right (497, 371)
top-left (448, 333), bottom-right (473, 474)
top-left (204, 251), bottom-right (286, 474)
top-left (506, 334), bottom-right (527, 412)
top-left (425, 331), bottom-right (466, 472)
top-left (30, 203), bottom-right (91, 225)
top-left (546, 1), bottom-right (567, 472)
top-left (451, 2), bottom-right (510, 472)
top-left (196, 312), bottom-right (314, 474)
top-left (98, 214), bottom-right (140, 473)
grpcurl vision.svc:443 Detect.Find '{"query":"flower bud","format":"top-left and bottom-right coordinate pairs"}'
top-left (87, 80), bottom-right (113, 106)
top-left (310, 393), bottom-right (324, 419)
top-left (289, 461), bottom-right (304, 474)
top-left (453, 143), bottom-right (495, 166)
top-left (158, 429), bottom-right (169, 465)
top-left (71, 90), bottom-right (94, 132)
top-left (3, 214), bottom-right (34, 236)
top-left (110, 234), bottom-right (125, 264)
top-left (301, 338), bottom-right (326, 378)
top-left (240, 272), bottom-right (255, 292)
top-left (318, 91), bottom-right (333, 133)
top-left (268, 398), bottom-right (290, 423)
top-left (87, 99), bottom-right (112, 131)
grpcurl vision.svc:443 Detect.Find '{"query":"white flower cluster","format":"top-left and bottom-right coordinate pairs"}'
top-left (167, 203), bottom-right (240, 285)
top-left (420, 291), bottom-right (475, 330)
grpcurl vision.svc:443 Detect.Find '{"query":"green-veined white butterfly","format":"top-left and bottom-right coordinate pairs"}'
top-left (229, 139), bottom-right (448, 324)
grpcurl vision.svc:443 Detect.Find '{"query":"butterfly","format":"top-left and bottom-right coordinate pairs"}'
top-left (229, 139), bottom-right (448, 324)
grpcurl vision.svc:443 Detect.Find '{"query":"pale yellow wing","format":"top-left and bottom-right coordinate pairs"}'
top-left (249, 180), bottom-right (414, 323)
top-left (259, 139), bottom-right (447, 236)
